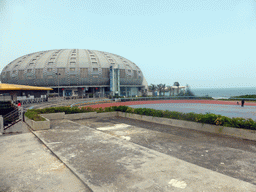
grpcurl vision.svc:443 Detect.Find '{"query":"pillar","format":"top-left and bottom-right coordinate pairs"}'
top-left (0, 115), bottom-right (3, 135)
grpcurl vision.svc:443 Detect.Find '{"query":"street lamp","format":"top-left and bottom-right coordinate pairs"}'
top-left (56, 73), bottom-right (61, 97)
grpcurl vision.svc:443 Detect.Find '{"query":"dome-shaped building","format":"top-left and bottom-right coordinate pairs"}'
top-left (1, 49), bottom-right (147, 97)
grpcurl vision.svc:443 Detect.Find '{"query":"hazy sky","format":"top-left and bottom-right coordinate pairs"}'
top-left (1, 0), bottom-right (256, 88)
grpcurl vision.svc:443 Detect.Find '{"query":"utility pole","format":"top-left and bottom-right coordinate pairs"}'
top-left (56, 73), bottom-right (61, 97)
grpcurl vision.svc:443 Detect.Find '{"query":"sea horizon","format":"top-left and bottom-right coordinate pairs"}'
top-left (190, 87), bottom-right (256, 98)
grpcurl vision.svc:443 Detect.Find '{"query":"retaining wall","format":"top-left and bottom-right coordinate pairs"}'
top-left (25, 116), bottom-right (50, 131)
top-left (26, 111), bottom-right (256, 141)
top-left (118, 112), bottom-right (256, 141)
top-left (41, 112), bottom-right (118, 120)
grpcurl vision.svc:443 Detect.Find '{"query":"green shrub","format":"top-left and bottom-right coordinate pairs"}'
top-left (96, 107), bottom-right (104, 113)
top-left (25, 110), bottom-right (45, 121)
top-left (126, 107), bottom-right (134, 113)
top-left (24, 105), bottom-right (256, 131)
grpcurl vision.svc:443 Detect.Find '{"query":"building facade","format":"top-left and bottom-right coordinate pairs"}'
top-left (0, 49), bottom-right (148, 97)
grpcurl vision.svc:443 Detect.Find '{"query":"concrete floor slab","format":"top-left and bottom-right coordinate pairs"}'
top-left (34, 119), bottom-right (256, 191)
top-left (0, 130), bottom-right (91, 192)
top-left (75, 117), bottom-right (256, 185)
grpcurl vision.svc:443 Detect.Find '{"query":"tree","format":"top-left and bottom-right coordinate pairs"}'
top-left (148, 84), bottom-right (157, 92)
top-left (157, 84), bottom-right (166, 96)
top-left (178, 84), bottom-right (195, 97)
top-left (173, 82), bottom-right (180, 86)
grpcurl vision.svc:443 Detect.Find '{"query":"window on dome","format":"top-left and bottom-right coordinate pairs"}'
top-left (93, 68), bottom-right (98, 72)
top-left (70, 57), bottom-right (76, 60)
top-left (12, 70), bottom-right (16, 74)
top-left (70, 62), bottom-right (76, 65)
top-left (91, 58), bottom-right (96, 61)
top-left (35, 69), bottom-right (43, 79)
top-left (92, 62), bottom-right (97, 65)
top-left (18, 70), bottom-right (24, 80)
top-left (120, 69), bottom-right (125, 78)
top-left (47, 68), bottom-right (52, 72)
top-left (70, 68), bottom-right (75, 72)
top-left (133, 70), bottom-right (137, 78)
top-left (6, 71), bottom-right (10, 79)
top-left (48, 62), bottom-right (53, 65)
top-left (102, 68), bottom-right (109, 78)
top-left (57, 68), bottom-right (65, 77)
top-left (27, 69), bottom-right (32, 73)
top-left (80, 68), bottom-right (88, 78)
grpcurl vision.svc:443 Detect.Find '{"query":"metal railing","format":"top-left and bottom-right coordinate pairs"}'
top-left (70, 96), bottom-right (213, 108)
top-left (3, 106), bottom-right (23, 130)
top-left (227, 97), bottom-right (256, 101)
top-left (18, 98), bottom-right (48, 105)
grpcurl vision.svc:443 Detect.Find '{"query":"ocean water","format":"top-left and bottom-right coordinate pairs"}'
top-left (190, 87), bottom-right (256, 99)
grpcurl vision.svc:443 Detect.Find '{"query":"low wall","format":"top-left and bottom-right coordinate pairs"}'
top-left (41, 112), bottom-right (118, 120)
top-left (25, 116), bottom-right (50, 131)
top-left (65, 112), bottom-right (97, 120)
top-left (117, 112), bottom-right (256, 141)
top-left (41, 112), bottom-right (65, 120)
top-left (27, 111), bottom-right (256, 141)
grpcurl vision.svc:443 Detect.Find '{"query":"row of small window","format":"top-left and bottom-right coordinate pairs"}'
top-left (2, 68), bottom-right (140, 75)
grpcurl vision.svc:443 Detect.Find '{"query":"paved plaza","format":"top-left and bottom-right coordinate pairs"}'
top-left (1, 99), bottom-right (256, 191)
top-left (129, 103), bottom-right (256, 120)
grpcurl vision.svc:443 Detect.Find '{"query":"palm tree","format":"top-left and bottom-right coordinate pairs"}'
top-left (157, 84), bottom-right (166, 96)
top-left (148, 84), bottom-right (157, 92)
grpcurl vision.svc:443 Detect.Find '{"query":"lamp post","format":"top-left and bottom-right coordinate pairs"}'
top-left (56, 73), bottom-right (61, 97)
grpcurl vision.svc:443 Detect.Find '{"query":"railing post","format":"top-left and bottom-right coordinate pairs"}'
top-left (0, 115), bottom-right (3, 135)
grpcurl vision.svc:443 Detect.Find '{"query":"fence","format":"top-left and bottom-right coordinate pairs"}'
top-left (0, 105), bottom-right (24, 133)
top-left (70, 96), bottom-right (213, 108)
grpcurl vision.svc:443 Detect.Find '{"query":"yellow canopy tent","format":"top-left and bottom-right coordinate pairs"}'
top-left (0, 83), bottom-right (53, 91)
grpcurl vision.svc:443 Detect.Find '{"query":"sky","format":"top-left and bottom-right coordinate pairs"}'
top-left (1, 0), bottom-right (256, 88)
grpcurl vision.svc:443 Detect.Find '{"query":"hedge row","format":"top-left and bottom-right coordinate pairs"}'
top-left (25, 105), bottom-right (256, 130)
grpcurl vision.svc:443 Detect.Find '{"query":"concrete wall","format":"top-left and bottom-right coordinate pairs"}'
top-left (41, 112), bottom-right (65, 120)
top-left (0, 116), bottom-right (3, 135)
top-left (25, 116), bottom-right (50, 131)
top-left (41, 111), bottom-right (118, 120)
top-left (117, 112), bottom-right (256, 141)
top-left (26, 111), bottom-right (256, 141)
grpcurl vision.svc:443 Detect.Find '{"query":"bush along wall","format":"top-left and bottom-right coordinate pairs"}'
top-left (25, 106), bottom-right (256, 130)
